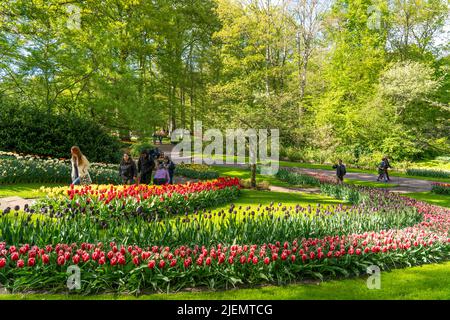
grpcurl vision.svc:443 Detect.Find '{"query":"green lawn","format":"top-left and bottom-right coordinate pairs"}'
top-left (207, 189), bottom-right (345, 215)
top-left (2, 261), bottom-right (449, 300)
top-left (344, 179), bottom-right (398, 188)
top-left (0, 183), bottom-right (64, 199)
top-left (212, 165), bottom-right (294, 188)
top-left (403, 192), bottom-right (450, 208)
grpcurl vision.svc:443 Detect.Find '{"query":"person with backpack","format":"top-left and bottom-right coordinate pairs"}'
top-left (137, 150), bottom-right (155, 185)
top-left (332, 159), bottom-right (346, 184)
top-left (164, 155), bottom-right (176, 184)
top-left (377, 158), bottom-right (388, 182)
top-left (119, 153), bottom-right (137, 185)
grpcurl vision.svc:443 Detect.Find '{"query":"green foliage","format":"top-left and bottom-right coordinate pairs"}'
top-left (129, 140), bottom-right (156, 158)
top-left (0, 103), bottom-right (122, 163)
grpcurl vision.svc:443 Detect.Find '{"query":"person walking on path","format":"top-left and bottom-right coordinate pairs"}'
top-left (384, 156), bottom-right (392, 182)
top-left (332, 159), bottom-right (346, 184)
top-left (377, 158), bottom-right (388, 182)
top-left (137, 150), bottom-right (155, 185)
top-left (70, 146), bottom-right (92, 185)
top-left (164, 155), bottom-right (176, 184)
top-left (119, 153), bottom-right (137, 185)
top-left (153, 163), bottom-right (170, 185)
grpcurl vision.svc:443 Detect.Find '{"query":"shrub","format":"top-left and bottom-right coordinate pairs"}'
top-left (129, 139), bottom-right (156, 158)
top-left (0, 103), bottom-right (122, 163)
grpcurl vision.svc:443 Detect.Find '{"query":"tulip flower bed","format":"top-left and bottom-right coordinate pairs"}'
top-left (275, 169), bottom-right (321, 187)
top-left (0, 151), bottom-right (120, 184)
top-left (1, 169), bottom-right (450, 294)
top-left (33, 178), bottom-right (241, 219)
top-left (174, 164), bottom-right (220, 180)
top-left (431, 182), bottom-right (450, 195)
top-left (0, 198), bottom-right (449, 293)
top-left (406, 168), bottom-right (450, 179)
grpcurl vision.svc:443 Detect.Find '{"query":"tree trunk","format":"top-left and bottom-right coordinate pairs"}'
top-left (251, 164), bottom-right (257, 188)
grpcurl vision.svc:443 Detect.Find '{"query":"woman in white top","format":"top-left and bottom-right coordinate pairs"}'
top-left (70, 146), bottom-right (92, 185)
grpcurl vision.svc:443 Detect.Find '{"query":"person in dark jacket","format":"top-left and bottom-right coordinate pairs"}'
top-left (332, 159), bottom-right (346, 184)
top-left (137, 151), bottom-right (155, 185)
top-left (119, 153), bottom-right (137, 185)
top-left (377, 158), bottom-right (388, 182)
top-left (164, 155), bottom-right (176, 184)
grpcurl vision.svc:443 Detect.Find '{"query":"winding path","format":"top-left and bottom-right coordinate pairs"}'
top-left (0, 145), bottom-right (436, 211)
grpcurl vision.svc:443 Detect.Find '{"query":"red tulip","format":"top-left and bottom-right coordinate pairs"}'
top-left (27, 258), bottom-right (35, 267)
top-left (11, 252), bottom-right (19, 261)
top-left (42, 254), bottom-right (50, 264)
top-left (148, 260), bottom-right (156, 269)
top-left (291, 255), bottom-right (296, 262)
top-left (0, 258), bottom-right (5, 269)
top-left (72, 254), bottom-right (80, 264)
top-left (205, 257), bottom-right (212, 266)
top-left (159, 260), bottom-right (166, 268)
top-left (263, 257), bottom-right (270, 265)
top-left (240, 255), bottom-right (246, 264)
top-left (57, 256), bottom-right (66, 266)
top-left (252, 257), bottom-right (258, 264)
top-left (132, 256), bottom-right (139, 265)
top-left (82, 253), bottom-right (90, 263)
top-left (17, 259), bottom-right (24, 268)
top-left (98, 257), bottom-right (106, 265)
top-left (170, 259), bottom-right (177, 267)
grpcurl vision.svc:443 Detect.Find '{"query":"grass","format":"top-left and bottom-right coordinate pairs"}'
top-left (212, 165), bottom-right (294, 188)
top-left (0, 183), bottom-right (64, 199)
top-left (403, 192), bottom-right (450, 208)
top-left (1, 261), bottom-right (449, 300)
top-left (344, 179), bottom-right (398, 188)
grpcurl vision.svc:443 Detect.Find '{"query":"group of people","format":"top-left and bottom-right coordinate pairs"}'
top-left (376, 156), bottom-right (392, 182)
top-left (152, 129), bottom-right (167, 145)
top-left (69, 146), bottom-right (176, 186)
top-left (332, 156), bottom-right (392, 184)
top-left (119, 150), bottom-right (176, 185)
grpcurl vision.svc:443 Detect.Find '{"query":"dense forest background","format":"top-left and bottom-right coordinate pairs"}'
top-left (0, 0), bottom-right (449, 164)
